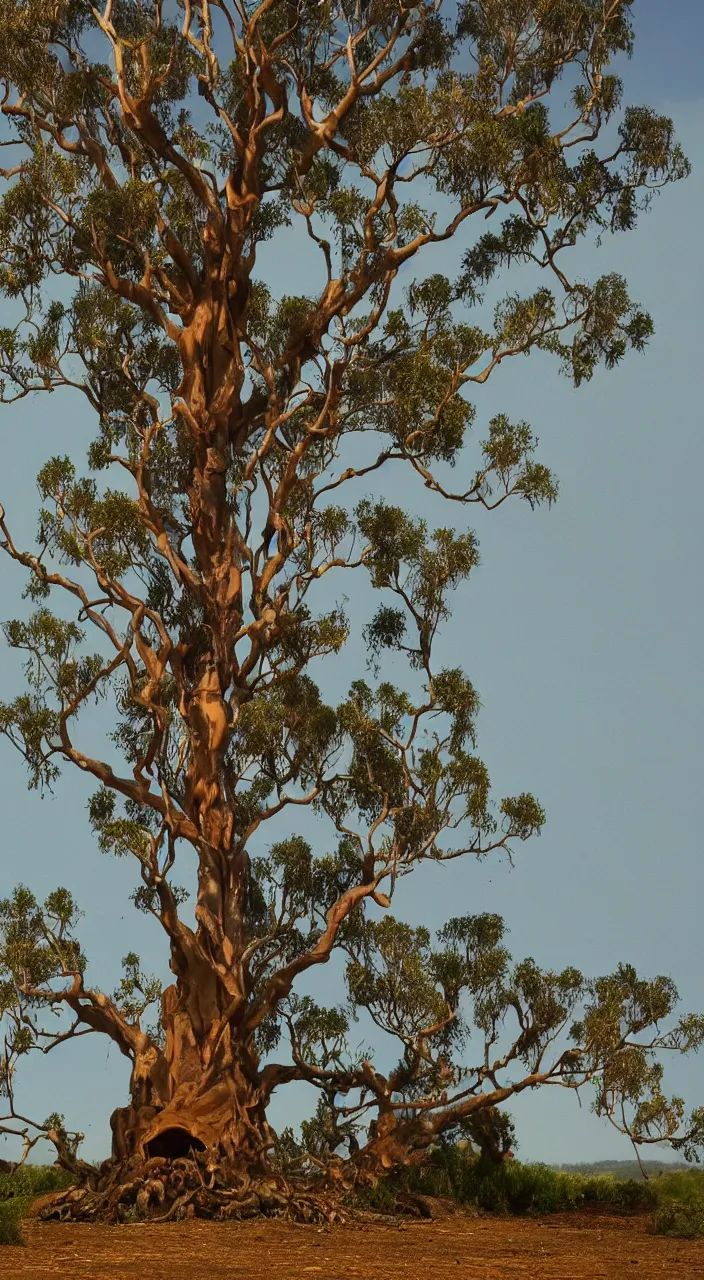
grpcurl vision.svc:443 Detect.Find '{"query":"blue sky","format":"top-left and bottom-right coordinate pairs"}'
top-left (0, 2), bottom-right (702, 1166)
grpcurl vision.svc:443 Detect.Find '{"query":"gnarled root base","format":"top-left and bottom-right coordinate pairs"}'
top-left (36, 1153), bottom-right (348, 1226)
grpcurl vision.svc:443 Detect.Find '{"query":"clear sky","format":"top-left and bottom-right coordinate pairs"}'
top-left (0, 1), bottom-right (702, 1167)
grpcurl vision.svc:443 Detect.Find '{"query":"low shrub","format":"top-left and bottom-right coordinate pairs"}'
top-left (0, 1164), bottom-right (72, 1202)
top-left (0, 1196), bottom-right (30, 1246)
top-left (650, 1199), bottom-right (704, 1239)
top-left (649, 1168), bottom-right (704, 1207)
top-left (0, 1164), bottom-right (74, 1247)
top-left (401, 1146), bottom-right (658, 1216)
top-left (356, 1146), bottom-right (695, 1218)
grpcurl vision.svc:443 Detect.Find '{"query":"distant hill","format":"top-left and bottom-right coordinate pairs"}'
top-left (551, 1159), bottom-right (699, 1180)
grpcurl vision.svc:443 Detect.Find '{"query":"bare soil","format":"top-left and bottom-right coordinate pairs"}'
top-left (3, 1211), bottom-right (703, 1279)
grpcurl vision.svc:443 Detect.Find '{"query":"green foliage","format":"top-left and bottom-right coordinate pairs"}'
top-left (479, 416), bottom-right (559, 508)
top-left (347, 918), bottom-right (448, 1040)
top-left (0, 885), bottom-right (85, 1001)
top-left (360, 1147), bottom-right (659, 1215)
top-left (648, 1169), bottom-right (704, 1237)
top-left (300, 1094), bottom-right (360, 1160)
top-left (0, 1163), bottom-right (73, 1202)
top-left (360, 1145), bottom-right (704, 1224)
top-left (361, 1143), bottom-right (704, 1232)
top-left (111, 952), bottom-right (162, 1023)
top-left (649, 1169), bottom-right (704, 1207)
top-left (650, 1199), bottom-right (704, 1239)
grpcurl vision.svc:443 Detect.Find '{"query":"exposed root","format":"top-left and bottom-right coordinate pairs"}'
top-left (35, 1152), bottom-right (350, 1226)
top-left (33, 1148), bottom-right (466, 1227)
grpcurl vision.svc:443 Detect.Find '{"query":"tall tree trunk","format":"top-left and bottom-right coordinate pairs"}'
top-left (109, 983), bottom-right (274, 1174)
top-left (42, 989), bottom-right (343, 1224)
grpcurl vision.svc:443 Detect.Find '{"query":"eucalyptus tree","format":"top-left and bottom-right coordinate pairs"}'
top-left (0, 0), bottom-right (701, 1223)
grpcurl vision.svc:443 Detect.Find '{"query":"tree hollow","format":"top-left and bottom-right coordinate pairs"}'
top-left (143, 1127), bottom-right (206, 1160)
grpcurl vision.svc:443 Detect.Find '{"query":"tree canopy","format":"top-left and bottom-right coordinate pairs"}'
top-left (0, 0), bottom-right (701, 1219)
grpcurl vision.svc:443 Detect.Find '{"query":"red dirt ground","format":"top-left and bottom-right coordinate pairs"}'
top-left (3, 1212), bottom-right (703, 1280)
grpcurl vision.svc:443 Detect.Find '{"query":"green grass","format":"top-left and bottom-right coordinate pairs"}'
top-left (0, 1165), bottom-right (74, 1247)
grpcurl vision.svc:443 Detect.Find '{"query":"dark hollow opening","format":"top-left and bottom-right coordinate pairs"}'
top-left (144, 1127), bottom-right (206, 1160)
